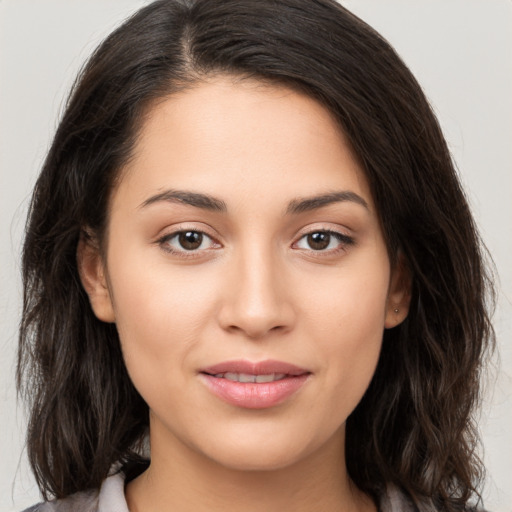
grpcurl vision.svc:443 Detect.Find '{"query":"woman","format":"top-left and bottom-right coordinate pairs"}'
top-left (17, 1), bottom-right (495, 511)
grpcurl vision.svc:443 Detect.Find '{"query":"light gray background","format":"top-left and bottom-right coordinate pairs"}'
top-left (1, 1), bottom-right (511, 511)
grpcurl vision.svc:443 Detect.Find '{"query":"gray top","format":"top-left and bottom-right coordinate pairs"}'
top-left (23, 471), bottom-right (415, 512)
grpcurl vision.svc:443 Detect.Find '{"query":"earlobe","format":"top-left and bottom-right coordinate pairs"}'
top-left (384, 253), bottom-right (412, 329)
top-left (77, 231), bottom-right (116, 323)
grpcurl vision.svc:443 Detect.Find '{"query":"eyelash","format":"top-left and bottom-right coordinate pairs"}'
top-left (293, 230), bottom-right (355, 256)
top-left (156, 228), bottom-right (355, 259)
top-left (157, 229), bottom-right (220, 259)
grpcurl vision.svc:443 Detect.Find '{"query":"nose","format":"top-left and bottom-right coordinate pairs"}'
top-left (217, 245), bottom-right (296, 339)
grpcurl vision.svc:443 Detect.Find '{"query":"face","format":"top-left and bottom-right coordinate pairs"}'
top-left (80, 76), bottom-right (409, 474)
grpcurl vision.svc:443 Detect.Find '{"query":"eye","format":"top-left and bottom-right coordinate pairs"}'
top-left (159, 230), bottom-right (219, 254)
top-left (294, 230), bottom-right (354, 252)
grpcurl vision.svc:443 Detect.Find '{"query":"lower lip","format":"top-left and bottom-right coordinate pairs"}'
top-left (199, 374), bottom-right (310, 409)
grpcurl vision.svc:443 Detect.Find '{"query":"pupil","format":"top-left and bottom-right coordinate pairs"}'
top-left (308, 232), bottom-right (330, 250)
top-left (179, 231), bottom-right (202, 250)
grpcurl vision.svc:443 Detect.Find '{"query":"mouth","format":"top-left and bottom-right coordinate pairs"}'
top-left (200, 359), bottom-right (309, 377)
top-left (199, 360), bottom-right (311, 409)
top-left (207, 372), bottom-right (289, 383)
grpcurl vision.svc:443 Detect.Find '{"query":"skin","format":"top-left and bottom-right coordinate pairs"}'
top-left (79, 75), bottom-right (410, 512)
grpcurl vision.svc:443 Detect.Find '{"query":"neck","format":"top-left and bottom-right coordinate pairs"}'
top-left (126, 425), bottom-right (376, 512)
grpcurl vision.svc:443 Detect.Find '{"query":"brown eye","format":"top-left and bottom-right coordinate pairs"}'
top-left (158, 229), bottom-right (219, 256)
top-left (294, 230), bottom-right (355, 253)
top-left (307, 232), bottom-right (331, 250)
top-left (178, 231), bottom-right (203, 250)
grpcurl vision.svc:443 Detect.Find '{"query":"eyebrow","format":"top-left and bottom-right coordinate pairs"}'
top-left (139, 189), bottom-right (368, 214)
top-left (139, 189), bottom-right (227, 212)
top-left (286, 191), bottom-right (369, 214)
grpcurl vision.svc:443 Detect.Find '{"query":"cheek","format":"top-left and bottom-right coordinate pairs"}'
top-left (106, 248), bottom-right (222, 389)
top-left (297, 252), bottom-right (390, 406)
top-left (300, 250), bottom-right (390, 340)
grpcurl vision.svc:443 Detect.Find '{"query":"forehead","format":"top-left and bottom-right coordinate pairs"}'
top-left (116, 75), bottom-right (372, 212)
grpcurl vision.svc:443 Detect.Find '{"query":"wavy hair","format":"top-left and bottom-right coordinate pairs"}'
top-left (17, 1), bottom-right (495, 510)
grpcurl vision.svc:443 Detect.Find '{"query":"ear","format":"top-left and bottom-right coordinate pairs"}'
top-left (384, 252), bottom-right (412, 329)
top-left (77, 230), bottom-right (116, 323)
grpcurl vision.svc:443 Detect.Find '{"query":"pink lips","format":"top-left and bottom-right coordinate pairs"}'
top-left (199, 359), bottom-right (311, 409)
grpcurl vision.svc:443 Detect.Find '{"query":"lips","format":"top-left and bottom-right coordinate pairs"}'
top-left (199, 359), bottom-right (311, 409)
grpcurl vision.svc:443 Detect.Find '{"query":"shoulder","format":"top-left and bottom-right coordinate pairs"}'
top-left (380, 484), bottom-right (416, 512)
top-left (20, 471), bottom-right (127, 512)
top-left (21, 489), bottom-right (98, 512)
top-left (380, 485), bottom-right (490, 512)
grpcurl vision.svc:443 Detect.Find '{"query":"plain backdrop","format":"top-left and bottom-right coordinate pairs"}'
top-left (1, 1), bottom-right (511, 511)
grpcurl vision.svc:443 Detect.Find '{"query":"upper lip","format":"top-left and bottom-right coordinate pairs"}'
top-left (200, 359), bottom-right (310, 376)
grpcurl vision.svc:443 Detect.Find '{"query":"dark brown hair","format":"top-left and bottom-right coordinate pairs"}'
top-left (17, 1), bottom-right (495, 510)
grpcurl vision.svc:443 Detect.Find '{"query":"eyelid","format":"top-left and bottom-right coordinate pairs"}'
top-left (154, 223), bottom-right (354, 259)
top-left (155, 223), bottom-right (222, 257)
top-left (292, 225), bottom-right (355, 253)
top-left (293, 223), bottom-right (354, 241)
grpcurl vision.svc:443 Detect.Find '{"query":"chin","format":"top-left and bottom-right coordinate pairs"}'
top-left (212, 448), bottom-right (304, 473)
top-left (198, 431), bottom-right (322, 473)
